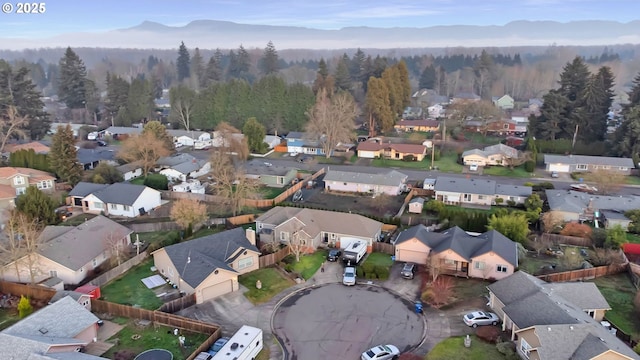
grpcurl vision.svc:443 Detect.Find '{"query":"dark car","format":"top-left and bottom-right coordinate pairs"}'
top-left (208, 337), bottom-right (229, 356)
top-left (298, 155), bottom-right (313, 163)
top-left (97, 140), bottom-right (108, 147)
top-left (400, 263), bottom-right (416, 279)
top-left (327, 249), bottom-right (342, 262)
top-left (55, 209), bottom-right (73, 221)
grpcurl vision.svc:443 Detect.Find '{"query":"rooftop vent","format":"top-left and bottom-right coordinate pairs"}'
top-left (39, 328), bottom-right (48, 334)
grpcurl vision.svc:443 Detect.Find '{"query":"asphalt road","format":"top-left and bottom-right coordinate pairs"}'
top-left (272, 283), bottom-right (424, 360)
top-left (264, 156), bottom-right (640, 196)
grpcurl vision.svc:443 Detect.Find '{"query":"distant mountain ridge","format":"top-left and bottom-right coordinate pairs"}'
top-left (3, 19), bottom-right (640, 50)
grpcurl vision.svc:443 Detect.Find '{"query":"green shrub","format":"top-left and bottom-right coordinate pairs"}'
top-left (284, 264), bottom-right (294, 272)
top-left (403, 154), bottom-right (416, 162)
top-left (524, 160), bottom-right (535, 172)
top-left (17, 296), bottom-right (32, 318)
top-left (143, 174), bottom-right (169, 190)
top-left (523, 182), bottom-right (534, 187)
top-left (356, 267), bottom-right (364, 278)
top-left (361, 263), bottom-right (375, 278)
top-left (282, 255), bottom-right (295, 264)
top-left (496, 341), bottom-right (517, 355)
top-left (374, 265), bottom-right (390, 280)
top-left (506, 200), bottom-right (516, 207)
top-left (495, 198), bottom-right (504, 205)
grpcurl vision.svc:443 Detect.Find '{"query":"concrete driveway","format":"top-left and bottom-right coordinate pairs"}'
top-left (272, 283), bottom-right (425, 360)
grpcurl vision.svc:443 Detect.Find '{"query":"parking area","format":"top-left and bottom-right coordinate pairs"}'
top-left (272, 283), bottom-right (425, 360)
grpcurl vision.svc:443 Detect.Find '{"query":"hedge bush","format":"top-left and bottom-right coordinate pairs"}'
top-left (144, 173), bottom-right (169, 190)
top-left (524, 160), bottom-right (535, 172)
top-left (374, 265), bottom-right (389, 280)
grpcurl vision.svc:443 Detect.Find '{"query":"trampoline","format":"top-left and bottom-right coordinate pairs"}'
top-left (134, 349), bottom-right (173, 360)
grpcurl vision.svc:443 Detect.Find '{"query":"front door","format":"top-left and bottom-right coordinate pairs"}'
top-left (460, 262), bottom-right (468, 274)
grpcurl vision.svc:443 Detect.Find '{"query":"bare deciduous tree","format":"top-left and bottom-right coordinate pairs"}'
top-left (541, 212), bottom-right (564, 233)
top-left (305, 89), bottom-right (359, 158)
top-left (583, 169), bottom-right (625, 195)
top-left (0, 210), bottom-right (43, 284)
top-left (170, 198), bottom-right (208, 230)
top-left (117, 131), bottom-right (171, 176)
top-left (426, 252), bottom-right (442, 284)
top-left (103, 230), bottom-right (127, 268)
top-left (0, 106), bottom-right (28, 154)
top-left (528, 235), bottom-right (552, 255)
top-left (287, 223), bottom-right (309, 263)
top-left (215, 122), bottom-right (249, 160)
top-left (208, 150), bottom-right (260, 216)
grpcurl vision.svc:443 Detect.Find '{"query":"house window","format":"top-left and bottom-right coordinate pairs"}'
top-left (50, 270), bottom-right (57, 278)
top-left (497, 265), bottom-right (508, 273)
top-left (503, 123), bottom-right (509, 129)
top-left (238, 257), bottom-right (254, 270)
top-left (94, 202), bottom-right (104, 209)
top-left (576, 164), bottom-right (588, 170)
top-left (587, 310), bottom-right (595, 318)
top-left (123, 205), bottom-right (130, 211)
top-left (620, 166), bottom-right (629, 171)
top-left (463, 193), bottom-right (472, 202)
top-left (478, 195), bottom-right (485, 200)
top-left (280, 232), bottom-right (289, 241)
top-left (258, 223), bottom-right (263, 229)
top-left (13, 176), bottom-right (24, 185)
top-left (343, 182), bottom-right (347, 186)
top-left (277, 177), bottom-right (284, 185)
top-left (509, 196), bottom-right (516, 201)
top-left (331, 233), bottom-right (336, 239)
top-left (474, 261), bottom-right (485, 270)
top-left (444, 259), bottom-right (455, 266)
top-left (520, 338), bottom-right (532, 359)
top-left (37, 180), bottom-right (51, 189)
top-left (92, 258), bottom-right (98, 268)
top-left (15, 187), bottom-right (26, 195)
top-left (110, 204), bottom-right (118, 210)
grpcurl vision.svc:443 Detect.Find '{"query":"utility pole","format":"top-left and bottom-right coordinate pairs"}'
top-left (431, 143), bottom-right (436, 170)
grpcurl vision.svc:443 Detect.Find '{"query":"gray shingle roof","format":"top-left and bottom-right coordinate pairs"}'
top-left (286, 131), bottom-right (308, 140)
top-left (49, 290), bottom-right (88, 304)
top-left (495, 184), bottom-right (532, 197)
top-left (395, 225), bottom-right (517, 266)
top-left (487, 271), bottom-right (546, 304)
top-left (116, 161), bottom-right (142, 174)
top-left (435, 176), bottom-right (496, 195)
top-left (546, 190), bottom-right (640, 214)
top-left (104, 126), bottom-right (142, 135)
top-left (76, 148), bottom-right (116, 165)
top-left (91, 182), bottom-right (150, 206)
top-left (5, 296), bottom-right (99, 339)
top-left (503, 291), bottom-right (581, 328)
top-left (324, 169), bottom-right (408, 187)
top-left (38, 215), bottom-right (132, 271)
top-left (167, 129), bottom-right (209, 138)
top-left (461, 148), bottom-right (485, 158)
top-left (171, 159), bottom-right (207, 175)
top-left (244, 159), bottom-right (297, 177)
top-left (68, 182), bottom-right (109, 197)
top-left (162, 227), bottom-right (259, 288)
top-left (544, 282), bottom-right (610, 310)
top-left (157, 153), bottom-right (198, 167)
top-left (544, 154), bottom-right (634, 168)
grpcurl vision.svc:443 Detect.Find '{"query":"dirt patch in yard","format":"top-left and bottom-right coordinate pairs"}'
top-left (294, 190), bottom-right (405, 219)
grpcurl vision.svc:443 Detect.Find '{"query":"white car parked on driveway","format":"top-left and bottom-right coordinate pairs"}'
top-left (343, 267), bottom-right (356, 286)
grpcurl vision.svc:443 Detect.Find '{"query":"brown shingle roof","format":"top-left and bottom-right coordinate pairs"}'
top-left (357, 141), bottom-right (426, 155)
top-left (395, 120), bottom-right (440, 128)
top-left (5, 142), bottom-right (50, 154)
top-left (0, 167), bottom-right (55, 181)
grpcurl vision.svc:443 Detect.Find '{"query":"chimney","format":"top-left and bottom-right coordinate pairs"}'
top-left (246, 228), bottom-right (256, 246)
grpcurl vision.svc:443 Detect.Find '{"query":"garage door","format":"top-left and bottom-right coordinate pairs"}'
top-left (199, 280), bottom-right (233, 303)
top-left (548, 164), bottom-right (570, 172)
top-left (397, 249), bottom-right (428, 264)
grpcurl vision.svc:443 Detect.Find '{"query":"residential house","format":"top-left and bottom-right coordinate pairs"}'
top-left (464, 118), bottom-right (515, 135)
top-left (357, 140), bottom-right (427, 161)
top-left (0, 215), bottom-right (132, 285)
top-left (244, 159), bottom-right (298, 188)
top-left (528, 98), bottom-right (543, 114)
top-left (394, 225), bottom-right (518, 280)
top-left (102, 126), bottom-right (142, 139)
top-left (492, 94), bottom-right (515, 110)
top-left (546, 189), bottom-right (640, 230)
top-left (0, 296), bottom-right (106, 359)
top-left (172, 179), bottom-right (205, 194)
top-left (4, 141), bottom-right (50, 154)
top-left (116, 161), bottom-right (143, 181)
top-left (427, 103), bottom-right (445, 118)
top-left (544, 154), bottom-right (634, 175)
top-left (423, 178), bottom-right (436, 190)
top-left (393, 120), bottom-right (440, 133)
top-left (452, 92), bottom-right (481, 103)
top-left (411, 88), bottom-right (449, 109)
top-left (324, 169), bottom-right (408, 196)
top-left (408, 197), bottom-right (425, 214)
top-left (152, 227), bottom-right (260, 303)
top-left (263, 135), bottom-right (283, 150)
top-left (157, 153), bottom-right (211, 182)
top-left (167, 129), bottom-right (212, 147)
top-left (402, 107), bottom-right (424, 120)
top-left (462, 143), bottom-right (520, 167)
top-left (510, 111), bottom-right (529, 135)
top-left (49, 290), bottom-right (92, 311)
top-left (0, 167), bottom-right (56, 214)
top-left (285, 131), bottom-right (324, 155)
top-left (487, 271), bottom-right (637, 360)
top-left (49, 122), bottom-right (86, 137)
top-left (211, 130), bottom-right (245, 148)
top-left (434, 176), bottom-right (532, 206)
top-left (68, 182), bottom-right (162, 217)
top-left (77, 148), bottom-right (118, 170)
top-left (256, 207), bottom-right (383, 252)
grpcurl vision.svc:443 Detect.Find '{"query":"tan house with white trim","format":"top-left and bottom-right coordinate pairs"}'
top-left (152, 227), bottom-right (260, 304)
top-left (462, 143), bottom-right (520, 167)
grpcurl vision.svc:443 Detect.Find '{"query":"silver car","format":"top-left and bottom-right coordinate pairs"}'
top-left (463, 311), bottom-right (499, 327)
top-left (343, 266), bottom-right (356, 286)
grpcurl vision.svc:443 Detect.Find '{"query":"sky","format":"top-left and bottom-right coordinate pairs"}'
top-left (1, 0), bottom-right (639, 39)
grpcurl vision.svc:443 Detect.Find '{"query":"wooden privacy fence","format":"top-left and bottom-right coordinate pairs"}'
top-left (272, 167), bottom-right (326, 205)
top-left (158, 293), bottom-right (197, 313)
top-left (372, 242), bottom-right (395, 255)
top-left (540, 233), bottom-right (592, 247)
top-left (90, 252), bottom-right (149, 287)
top-left (186, 332), bottom-right (221, 360)
top-left (536, 263), bottom-right (627, 282)
top-left (0, 280), bottom-right (56, 301)
top-left (259, 246), bottom-right (291, 268)
top-left (227, 214), bottom-right (256, 226)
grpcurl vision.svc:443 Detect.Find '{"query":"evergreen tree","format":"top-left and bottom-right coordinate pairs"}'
top-left (396, 61), bottom-right (412, 111)
top-left (190, 47), bottom-right (205, 89)
top-left (627, 72), bottom-right (640, 108)
top-left (176, 41), bottom-right (191, 82)
top-left (350, 48), bottom-right (367, 83)
top-left (366, 76), bottom-right (393, 134)
top-left (535, 90), bottom-right (568, 140)
top-left (0, 63), bottom-right (50, 139)
top-left (57, 47), bottom-right (88, 109)
top-left (260, 41), bottom-right (279, 75)
top-left (104, 73), bottom-right (130, 123)
top-left (334, 55), bottom-right (351, 92)
top-left (243, 117), bottom-right (267, 153)
top-left (371, 56), bottom-right (388, 79)
top-left (143, 120), bottom-right (174, 150)
top-left (92, 163), bottom-right (123, 184)
top-left (419, 64), bottom-right (436, 90)
top-left (614, 106), bottom-right (640, 158)
top-left (312, 58), bottom-right (334, 95)
top-left (126, 78), bottom-right (154, 125)
top-left (15, 186), bottom-right (57, 225)
top-left (580, 66), bottom-right (615, 142)
top-left (9, 149), bottom-right (50, 172)
top-left (49, 124), bottom-right (82, 185)
top-left (204, 50), bottom-right (223, 87)
top-left (229, 45), bottom-right (251, 81)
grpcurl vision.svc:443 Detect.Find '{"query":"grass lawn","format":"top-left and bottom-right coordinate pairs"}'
top-left (425, 336), bottom-right (507, 360)
top-left (100, 258), bottom-right (164, 310)
top-left (627, 233), bottom-right (640, 244)
top-left (130, 177), bottom-right (146, 185)
top-left (315, 156), bottom-right (343, 164)
top-left (371, 157), bottom-right (431, 169)
top-left (434, 152), bottom-right (464, 173)
top-left (0, 308), bottom-right (20, 331)
top-left (260, 186), bottom-right (287, 199)
top-left (463, 132), bottom-right (505, 145)
top-left (450, 277), bottom-right (490, 302)
top-left (482, 166), bottom-right (532, 178)
top-left (626, 176), bottom-right (640, 185)
top-left (189, 226), bottom-right (224, 239)
top-left (290, 250), bottom-right (327, 279)
top-left (134, 230), bottom-right (180, 249)
top-left (238, 268), bottom-right (294, 304)
top-left (63, 213), bottom-right (97, 226)
top-left (362, 252), bottom-right (394, 267)
top-left (593, 274), bottom-right (640, 339)
top-left (103, 319), bottom-right (210, 360)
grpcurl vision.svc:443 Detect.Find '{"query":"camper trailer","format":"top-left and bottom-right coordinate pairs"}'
top-left (342, 240), bottom-right (368, 265)
top-left (212, 325), bottom-right (263, 360)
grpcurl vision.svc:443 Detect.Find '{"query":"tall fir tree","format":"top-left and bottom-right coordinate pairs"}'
top-left (204, 51), bottom-right (222, 87)
top-left (57, 47), bottom-right (88, 109)
top-left (49, 124), bottom-right (82, 185)
top-left (176, 41), bottom-right (191, 82)
top-left (104, 73), bottom-right (130, 123)
top-left (334, 55), bottom-right (351, 92)
top-left (260, 41), bottom-right (279, 75)
top-left (229, 45), bottom-right (251, 81)
top-left (126, 77), bottom-right (154, 125)
top-left (190, 47), bottom-right (205, 89)
top-left (419, 64), bottom-right (437, 90)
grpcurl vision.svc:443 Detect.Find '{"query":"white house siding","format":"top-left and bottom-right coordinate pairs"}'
top-left (358, 150), bottom-right (378, 159)
top-left (437, 191), bottom-right (462, 204)
top-left (189, 162), bottom-right (211, 178)
top-left (174, 136), bottom-right (195, 147)
top-left (287, 145), bottom-right (304, 154)
top-left (123, 168), bottom-right (142, 181)
top-left (160, 168), bottom-right (187, 182)
top-left (83, 194), bottom-right (108, 214)
top-left (325, 181), bottom-right (401, 196)
top-left (104, 202), bottom-right (137, 217)
top-left (128, 187), bottom-right (161, 217)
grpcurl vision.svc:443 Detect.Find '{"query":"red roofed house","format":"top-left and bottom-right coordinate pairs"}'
top-left (394, 120), bottom-right (440, 133)
top-left (0, 167), bottom-right (56, 213)
top-left (4, 142), bottom-right (50, 154)
top-left (357, 141), bottom-right (427, 161)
